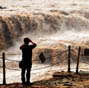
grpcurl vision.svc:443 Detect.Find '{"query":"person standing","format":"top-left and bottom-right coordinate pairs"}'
top-left (20, 37), bottom-right (37, 85)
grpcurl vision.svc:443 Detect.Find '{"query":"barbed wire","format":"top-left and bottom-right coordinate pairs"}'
top-left (0, 48), bottom-right (88, 72)
top-left (6, 53), bottom-right (21, 56)
top-left (1, 47), bottom-right (89, 84)
top-left (4, 55), bottom-right (67, 72)
top-left (70, 50), bottom-right (89, 65)
top-left (0, 55), bottom-right (67, 72)
top-left (0, 58), bottom-right (20, 62)
top-left (5, 67), bottom-right (20, 71)
top-left (4, 61), bottom-right (89, 72)
top-left (5, 65), bottom-right (52, 72)
top-left (79, 60), bottom-right (89, 65)
top-left (0, 65), bottom-right (3, 67)
top-left (0, 49), bottom-right (77, 72)
top-left (0, 49), bottom-right (68, 62)
top-left (6, 58), bottom-right (20, 62)
top-left (0, 50), bottom-right (67, 57)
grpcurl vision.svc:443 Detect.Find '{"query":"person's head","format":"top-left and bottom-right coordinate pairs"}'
top-left (24, 37), bottom-right (30, 45)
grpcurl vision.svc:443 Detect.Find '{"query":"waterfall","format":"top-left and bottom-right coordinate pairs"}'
top-left (0, 11), bottom-right (89, 50)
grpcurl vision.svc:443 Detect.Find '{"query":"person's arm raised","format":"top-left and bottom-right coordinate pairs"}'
top-left (30, 39), bottom-right (37, 48)
top-left (30, 39), bottom-right (35, 44)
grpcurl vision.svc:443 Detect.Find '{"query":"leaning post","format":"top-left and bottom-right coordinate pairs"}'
top-left (68, 45), bottom-right (71, 72)
top-left (76, 47), bottom-right (81, 74)
top-left (2, 52), bottom-right (6, 85)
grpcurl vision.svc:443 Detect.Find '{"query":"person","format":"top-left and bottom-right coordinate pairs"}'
top-left (20, 37), bottom-right (37, 85)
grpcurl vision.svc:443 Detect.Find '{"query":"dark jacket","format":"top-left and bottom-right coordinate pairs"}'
top-left (20, 43), bottom-right (36, 68)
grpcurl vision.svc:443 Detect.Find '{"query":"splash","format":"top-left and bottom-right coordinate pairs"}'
top-left (0, 11), bottom-right (89, 50)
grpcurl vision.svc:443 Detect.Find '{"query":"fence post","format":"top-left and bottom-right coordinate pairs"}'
top-left (68, 45), bottom-right (71, 72)
top-left (2, 52), bottom-right (6, 85)
top-left (76, 47), bottom-right (81, 74)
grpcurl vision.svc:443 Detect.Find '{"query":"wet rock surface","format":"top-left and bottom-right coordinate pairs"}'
top-left (34, 72), bottom-right (89, 88)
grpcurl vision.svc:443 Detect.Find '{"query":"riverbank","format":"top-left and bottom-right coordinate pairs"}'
top-left (0, 71), bottom-right (89, 88)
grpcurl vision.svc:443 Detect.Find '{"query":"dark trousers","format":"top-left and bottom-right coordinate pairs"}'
top-left (21, 67), bottom-right (31, 83)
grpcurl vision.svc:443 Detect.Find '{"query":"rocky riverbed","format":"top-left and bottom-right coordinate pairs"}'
top-left (1, 71), bottom-right (89, 88)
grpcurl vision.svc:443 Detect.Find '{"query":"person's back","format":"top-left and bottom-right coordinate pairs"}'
top-left (20, 37), bottom-right (37, 84)
top-left (20, 43), bottom-right (36, 67)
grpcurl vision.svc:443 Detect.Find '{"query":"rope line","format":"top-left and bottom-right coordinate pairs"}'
top-left (0, 55), bottom-right (68, 71)
top-left (5, 58), bottom-right (20, 62)
top-left (0, 49), bottom-right (67, 56)
top-left (5, 65), bottom-right (51, 71)
top-left (3, 56), bottom-right (68, 71)
top-left (0, 49), bottom-right (67, 62)
top-left (0, 58), bottom-right (41, 62)
top-left (0, 49), bottom-right (88, 72)
top-left (0, 65), bottom-right (3, 67)
top-left (5, 67), bottom-right (20, 71)
top-left (6, 53), bottom-right (21, 56)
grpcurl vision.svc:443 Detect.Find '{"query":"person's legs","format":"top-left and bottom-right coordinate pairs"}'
top-left (21, 68), bottom-right (26, 84)
top-left (26, 67), bottom-right (31, 83)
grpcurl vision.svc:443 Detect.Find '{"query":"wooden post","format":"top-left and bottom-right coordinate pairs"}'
top-left (2, 52), bottom-right (6, 85)
top-left (68, 45), bottom-right (71, 72)
top-left (76, 47), bottom-right (81, 74)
